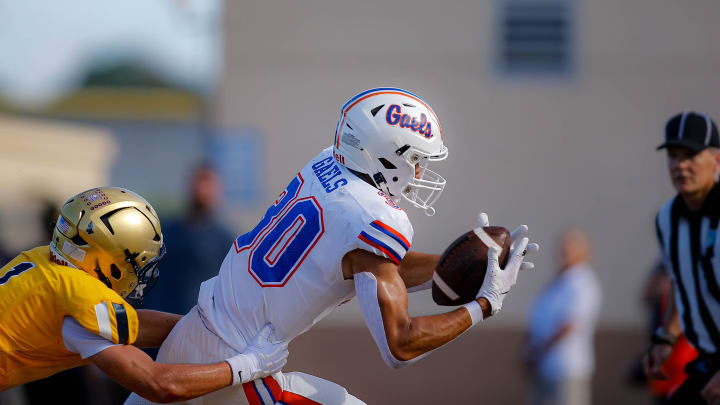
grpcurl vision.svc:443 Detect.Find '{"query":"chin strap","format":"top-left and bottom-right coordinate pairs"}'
top-left (361, 147), bottom-right (394, 197)
top-left (360, 145), bottom-right (438, 217)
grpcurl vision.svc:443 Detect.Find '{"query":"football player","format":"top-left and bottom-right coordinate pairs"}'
top-left (125, 87), bottom-right (539, 405)
top-left (0, 188), bottom-right (288, 402)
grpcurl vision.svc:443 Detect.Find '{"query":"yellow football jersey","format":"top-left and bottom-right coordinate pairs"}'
top-left (0, 245), bottom-right (139, 390)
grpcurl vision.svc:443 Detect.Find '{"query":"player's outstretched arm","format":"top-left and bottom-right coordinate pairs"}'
top-left (90, 324), bottom-right (288, 403)
top-left (344, 249), bottom-right (492, 368)
top-left (92, 344), bottom-right (232, 403)
top-left (134, 310), bottom-right (183, 348)
top-left (346, 234), bottom-right (531, 368)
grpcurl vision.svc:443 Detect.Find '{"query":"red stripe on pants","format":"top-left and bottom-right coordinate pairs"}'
top-left (242, 381), bottom-right (263, 405)
top-left (264, 376), bottom-right (283, 399)
top-left (280, 391), bottom-right (322, 405)
top-left (244, 376), bottom-right (322, 405)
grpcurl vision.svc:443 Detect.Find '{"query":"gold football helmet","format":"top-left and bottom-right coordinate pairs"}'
top-left (52, 187), bottom-right (165, 299)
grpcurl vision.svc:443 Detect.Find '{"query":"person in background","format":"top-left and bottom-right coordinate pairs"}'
top-left (525, 228), bottom-right (602, 405)
top-left (645, 111), bottom-right (720, 404)
top-left (141, 163), bottom-right (235, 316)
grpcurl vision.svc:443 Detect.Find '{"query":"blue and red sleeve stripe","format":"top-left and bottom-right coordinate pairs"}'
top-left (370, 220), bottom-right (410, 250)
top-left (358, 231), bottom-right (403, 265)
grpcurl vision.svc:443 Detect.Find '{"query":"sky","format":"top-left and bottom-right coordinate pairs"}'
top-left (0, 0), bottom-right (222, 108)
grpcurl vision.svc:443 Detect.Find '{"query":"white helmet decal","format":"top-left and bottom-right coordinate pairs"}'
top-left (333, 87), bottom-right (448, 215)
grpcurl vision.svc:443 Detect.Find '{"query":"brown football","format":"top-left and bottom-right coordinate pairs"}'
top-left (432, 226), bottom-right (511, 306)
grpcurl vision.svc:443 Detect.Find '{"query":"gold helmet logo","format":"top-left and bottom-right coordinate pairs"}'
top-left (52, 187), bottom-right (165, 299)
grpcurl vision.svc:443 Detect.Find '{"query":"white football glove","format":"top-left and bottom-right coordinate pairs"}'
top-left (477, 212), bottom-right (539, 270)
top-left (476, 212), bottom-right (539, 315)
top-left (477, 212), bottom-right (491, 228)
top-left (477, 240), bottom-right (528, 315)
top-left (226, 324), bottom-right (289, 385)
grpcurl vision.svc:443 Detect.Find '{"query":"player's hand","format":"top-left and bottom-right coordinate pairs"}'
top-left (509, 224), bottom-right (539, 270)
top-left (702, 370), bottom-right (720, 405)
top-left (476, 237), bottom-right (529, 315)
top-left (246, 324), bottom-right (289, 377)
top-left (227, 324), bottom-right (289, 384)
top-left (642, 343), bottom-right (672, 380)
top-left (477, 212), bottom-right (539, 270)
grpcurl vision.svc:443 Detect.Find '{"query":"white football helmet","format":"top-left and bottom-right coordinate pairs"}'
top-left (333, 87), bottom-right (448, 215)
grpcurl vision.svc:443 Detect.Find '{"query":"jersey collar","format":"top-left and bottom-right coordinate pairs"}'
top-left (49, 243), bottom-right (78, 269)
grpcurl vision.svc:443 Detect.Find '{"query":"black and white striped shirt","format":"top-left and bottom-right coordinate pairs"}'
top-left (656, 183), bottom-right (720, 355)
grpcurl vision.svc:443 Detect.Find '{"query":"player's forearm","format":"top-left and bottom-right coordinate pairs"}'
top-left (116, 361), bottom-right (233, 403)
top-left (92, 345), bottom-right (232, 403)
top-left (663, 284), bottom-right (682, 337)
top-left (398, 251), bottom-right (440, 288)
top-left (135, 310), bottom-right (183, 348)
top-left (391, 309), bottom-right (470, 360)
top-left (147, 362), bottom-right (232, 403)
top-left (389, 300), bottom-right (490, 361)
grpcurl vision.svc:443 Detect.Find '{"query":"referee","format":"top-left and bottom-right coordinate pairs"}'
top-left (645, 111), bottom-right (720, 404)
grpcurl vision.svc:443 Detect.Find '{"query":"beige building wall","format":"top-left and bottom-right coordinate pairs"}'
top-left (215, 0), bottom-right (720, 326)
top-left (0, 116), bottom-right (116, 251)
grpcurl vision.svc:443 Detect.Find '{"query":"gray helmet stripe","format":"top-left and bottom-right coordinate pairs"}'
top-left (703, 113), bottom-right (712, 145)
top-left (678, 110), bottom-right (689, 140)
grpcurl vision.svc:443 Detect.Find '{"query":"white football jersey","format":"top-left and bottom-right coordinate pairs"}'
top-left (197, 147), bottom-right (413, 350)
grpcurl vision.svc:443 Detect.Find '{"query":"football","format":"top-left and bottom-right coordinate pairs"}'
top-left (432, 226), bottom-right (511, 306)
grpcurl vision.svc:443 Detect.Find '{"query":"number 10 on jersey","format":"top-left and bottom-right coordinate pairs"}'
top-left (234, 174), bottom-right (325, 287)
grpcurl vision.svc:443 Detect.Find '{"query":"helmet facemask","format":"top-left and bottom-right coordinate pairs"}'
top-left (126, 244), bottom-right (165, 301)
top-left (398, 146), bottom-right (448, 216)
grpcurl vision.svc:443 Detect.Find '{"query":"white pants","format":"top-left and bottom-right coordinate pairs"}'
top-left (124, 307), bottom-right (364, 405)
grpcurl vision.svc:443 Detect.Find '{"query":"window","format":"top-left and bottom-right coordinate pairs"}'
top-left (498, 0), bottom-right (573, 75)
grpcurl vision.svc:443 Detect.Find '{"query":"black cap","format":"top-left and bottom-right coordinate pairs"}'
top-left (657, 111), bottom-right (719, 153)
